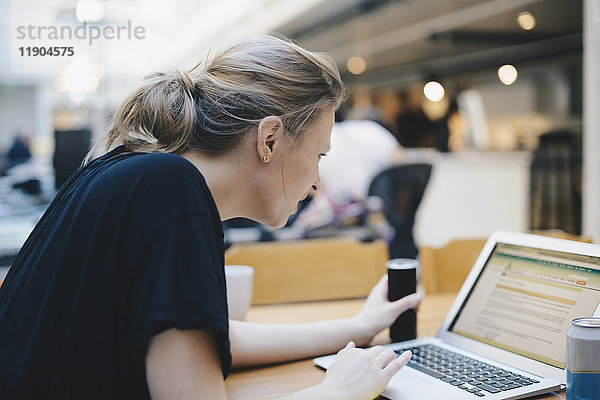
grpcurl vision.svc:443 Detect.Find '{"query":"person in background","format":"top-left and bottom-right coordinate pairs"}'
top-left (0, 35), bottom-right (420, 400)
top-left (374, 89), bottom-right (403, 138)
top-left (345, 86), bottom-right (384, 123)
top-left (319, 117), bottom-right (403, 201)
top-left (291, 107), bottom-right (402, 236)
top-left (394, 87), bottom-right (435, 148)
top-left (6, 131), bottom-right (32, 169)
top-left (446, 98), bottom-right (468, 152)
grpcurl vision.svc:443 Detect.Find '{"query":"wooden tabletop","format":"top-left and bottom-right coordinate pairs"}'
top-left (225, 293), bottom-right (565, 400)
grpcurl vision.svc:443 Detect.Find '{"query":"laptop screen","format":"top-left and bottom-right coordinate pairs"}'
top-left (448, 242), bottom-right (600, 369)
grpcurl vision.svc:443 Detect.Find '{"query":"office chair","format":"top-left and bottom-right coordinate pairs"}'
top-left (368, 163), bottom-right (432, 259)
top-left (53, 129), bottom-right (92, 190)
top-left (530, 129), bottom-right (582, 235)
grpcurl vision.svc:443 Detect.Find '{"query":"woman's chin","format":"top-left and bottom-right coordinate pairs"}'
top-left (252, 206), bottom-right (296, 229)
top-left (256, 213), bottom-right (288, 229)
top-left (266, 217), bottom-right (288, 229)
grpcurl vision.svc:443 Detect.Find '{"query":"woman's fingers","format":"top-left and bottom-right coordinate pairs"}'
top-left (375, 274), bottom-right (388, 290)
top-left (365, 345), bottom-right (385, 356)
top-left (323, 344), bottom-right (405, 399)
top-left (391, 292), bottom-right (422, 313)
top-left (339, 341), bottom-right (355, 353)
top-left (383, 350), bottom-right (412, 379)
top-left (375, 348), bottom-right (397, 368)
top-left (364, 345), bottom-right (408, 369)
top-left (323, 345), bottom-right (412, 399)
top-left (367, 274), bottom-right (389, 300)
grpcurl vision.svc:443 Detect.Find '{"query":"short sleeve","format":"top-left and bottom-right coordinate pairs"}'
top-left (130, 213), bottom-right (231, 377)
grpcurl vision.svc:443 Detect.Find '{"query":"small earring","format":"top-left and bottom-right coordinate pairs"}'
top-left (263, 155), bottom-right (269, 163)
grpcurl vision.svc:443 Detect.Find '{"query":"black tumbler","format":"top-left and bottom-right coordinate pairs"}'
top-left (386, 258), bottom-right (418, 342)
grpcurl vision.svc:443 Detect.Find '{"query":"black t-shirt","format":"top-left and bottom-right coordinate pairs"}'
top-left (0, 146), bottom-right (231, 399)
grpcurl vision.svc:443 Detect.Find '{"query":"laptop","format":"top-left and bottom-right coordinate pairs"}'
top-left (314, 231), bottom-right (600, 399)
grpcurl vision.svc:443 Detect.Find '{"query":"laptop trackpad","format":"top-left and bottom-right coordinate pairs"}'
top-left (382, 368), bottom-right (464, 400)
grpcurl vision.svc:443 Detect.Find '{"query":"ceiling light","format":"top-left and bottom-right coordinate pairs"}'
top-left (424, 81), bottom-right (445, 102)
top-left (517, 11), bottom-right (536, 30)
top-left (76, 0), bottom-right (105, 23)
top-left (498, 64), bottom-right (518, 85)
top-left (347, 56), bottom-right (366, 75)
top-left (68, 91), bottom-right (86, 105)
top-left (56, 58), bottom-right (104, 93)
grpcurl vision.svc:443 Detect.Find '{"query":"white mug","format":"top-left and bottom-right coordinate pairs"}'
top-left (224, 265), bottom-right (254, 321)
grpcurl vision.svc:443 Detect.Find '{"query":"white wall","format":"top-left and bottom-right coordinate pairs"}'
top-left (479, 80), bottom-right (537, 119)
top-left (583, 0), bottom-right (600, 243)
top-left (409, 150), bottom-right (531, 247)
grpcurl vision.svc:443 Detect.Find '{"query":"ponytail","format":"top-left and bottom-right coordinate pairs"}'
top-left (108, 70), bottom-right (196, 153)
top-left (84, 70), bottom-right (196, 163)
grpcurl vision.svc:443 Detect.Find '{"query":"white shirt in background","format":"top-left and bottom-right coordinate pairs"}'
top-left (319, 120), bottom-right (401, 200)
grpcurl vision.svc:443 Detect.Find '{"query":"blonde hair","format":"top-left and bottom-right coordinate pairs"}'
top-left (87, 35), bottom-right (345, 161)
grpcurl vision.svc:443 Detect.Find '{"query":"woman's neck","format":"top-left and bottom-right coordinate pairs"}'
top-left (180, 146), bottom-right (259, 221)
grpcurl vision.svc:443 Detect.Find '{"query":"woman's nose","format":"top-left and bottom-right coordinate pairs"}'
top-left (311, 175), bottom-right (321, 191)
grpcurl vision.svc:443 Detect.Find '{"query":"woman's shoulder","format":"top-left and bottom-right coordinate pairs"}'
top-left (80, 148), bottom-right (218, 222)
top-left (95, 148), bottom-right (201, 183)
top-left (114, 148), bottom-right (194, 169)
top-left (79, 148), bottom-right (211, 206)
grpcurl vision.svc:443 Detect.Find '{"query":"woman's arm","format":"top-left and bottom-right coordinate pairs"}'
top-left (146, 329), bottom-right (228, 400)
top-left (146, 328), bottom-right (412, 400)
top-left (230, 275), bottom-right (421, 367)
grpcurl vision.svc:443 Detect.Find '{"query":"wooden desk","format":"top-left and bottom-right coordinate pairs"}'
top-left (225, 293), bottom-right (565, 400)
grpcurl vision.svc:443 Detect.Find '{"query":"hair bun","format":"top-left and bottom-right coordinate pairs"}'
top-left (101, 69), bottom-right (198, 154)
top-left (153, 70), bottom-right (195, 99)
top-left (173, 69), bottom-right (195, 95)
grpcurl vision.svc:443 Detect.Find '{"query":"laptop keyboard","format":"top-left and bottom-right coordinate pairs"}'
top-left (394, 344), bottom-right (540, 397)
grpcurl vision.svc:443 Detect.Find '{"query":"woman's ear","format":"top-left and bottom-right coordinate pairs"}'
top-left (256, 116), bottom-right (284, 163)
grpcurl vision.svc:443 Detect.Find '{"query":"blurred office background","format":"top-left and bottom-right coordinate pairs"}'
top-left (0, 0), bottom-right (599, 270)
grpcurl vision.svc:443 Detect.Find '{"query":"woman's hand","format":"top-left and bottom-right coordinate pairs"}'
top-left (318, 341), bottom-right (412, 400)
top-left (352, 275), bottom-right (422, 345)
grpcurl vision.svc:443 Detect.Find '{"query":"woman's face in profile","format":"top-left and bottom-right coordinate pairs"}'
top-left (265, 106), bottom-right (334, 228)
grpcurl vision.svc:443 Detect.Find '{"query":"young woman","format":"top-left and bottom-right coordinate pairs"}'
top-left (0, 35), bottom-right (420, 400)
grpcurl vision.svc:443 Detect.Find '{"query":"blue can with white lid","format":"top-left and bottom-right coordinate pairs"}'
top-left (566, 317), bottom-right (600, 400)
